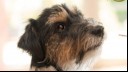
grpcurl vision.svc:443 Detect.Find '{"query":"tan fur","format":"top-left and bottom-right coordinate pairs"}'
top-left (46, 6), bottom-right (68, 24)
top-left (46, 35), bottom-right (75, 67)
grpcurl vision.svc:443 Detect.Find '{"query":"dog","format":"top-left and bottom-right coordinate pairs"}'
top-left (18, 4), bottom-right (104, 71)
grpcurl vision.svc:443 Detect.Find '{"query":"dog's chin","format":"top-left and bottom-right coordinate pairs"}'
top-left (63, 47), bottom-right (102, 71)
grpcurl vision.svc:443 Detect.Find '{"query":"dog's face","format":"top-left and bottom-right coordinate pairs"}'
top-left (18, 4), bottom-right (104, 71)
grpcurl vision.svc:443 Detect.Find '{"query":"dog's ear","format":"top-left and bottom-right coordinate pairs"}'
top-left (18, 19), bottom-right (43, 59)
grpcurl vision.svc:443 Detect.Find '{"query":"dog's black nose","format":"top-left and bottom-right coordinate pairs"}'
top-left (91, 25), bottom-right (104, 36)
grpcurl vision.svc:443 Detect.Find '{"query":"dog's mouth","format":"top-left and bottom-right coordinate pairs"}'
top-left (76, 33), bottom-right (103, 64)
top-left (75, 21), bottom-right (104, 63)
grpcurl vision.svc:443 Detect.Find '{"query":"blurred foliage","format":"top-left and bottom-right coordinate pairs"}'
top-left (113, 0), bottom-right (125, 2)
top-left (116, 10), bottom-right (127, 23)
top-left (110, 0), bottom-right (127, 24)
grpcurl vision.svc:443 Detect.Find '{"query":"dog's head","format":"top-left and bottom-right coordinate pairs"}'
top-left (18, 4), bottom-right (104, 70)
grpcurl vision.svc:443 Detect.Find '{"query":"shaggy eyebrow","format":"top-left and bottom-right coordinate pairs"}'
top-left (46, 6), bottom-right (68, 25)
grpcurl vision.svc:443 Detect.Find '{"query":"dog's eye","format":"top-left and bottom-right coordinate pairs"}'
top-left (57, 24), bottom-right (65, 31)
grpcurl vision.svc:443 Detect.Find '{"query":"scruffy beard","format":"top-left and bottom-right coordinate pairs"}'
top-left (30, 33), bottom-right (103, 71)
top-left (30, 48), bottom-right (102, 71)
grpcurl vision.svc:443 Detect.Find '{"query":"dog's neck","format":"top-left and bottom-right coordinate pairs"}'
top-left (30, 57), bottom-right (97, 71)
top-left (30, 51), bottom-right (100, 71)
top-left (30, 48), bottom-right (101, 71)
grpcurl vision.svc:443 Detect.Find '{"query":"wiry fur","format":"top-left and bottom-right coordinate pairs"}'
top-left (18, 4), bottom-right (104, 71)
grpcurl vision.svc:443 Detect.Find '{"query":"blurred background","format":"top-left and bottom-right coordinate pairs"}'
top-left (0, 0), bottom-right (127, 71)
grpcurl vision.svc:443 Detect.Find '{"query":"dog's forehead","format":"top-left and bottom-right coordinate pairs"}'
top-left (46, 6), bottom-right (68, 24)
top-left (46, 5), bottom-right (78, 25)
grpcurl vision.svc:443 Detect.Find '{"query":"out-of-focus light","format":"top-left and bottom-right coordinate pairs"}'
top-left (3, 41), bottom-right (31, 66)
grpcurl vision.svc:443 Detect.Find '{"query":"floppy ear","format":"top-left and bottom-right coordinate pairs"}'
top-left (18, 19), bottom-right (44, 60)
